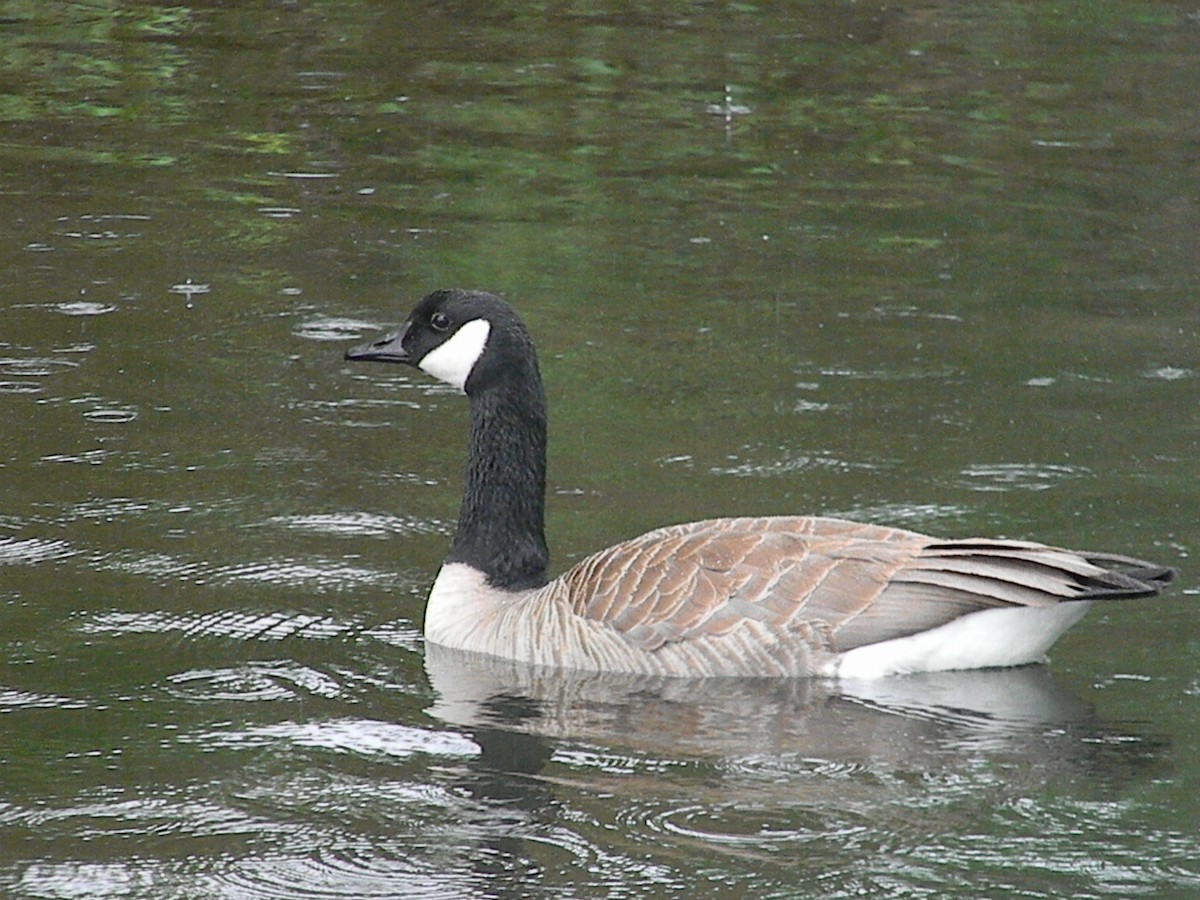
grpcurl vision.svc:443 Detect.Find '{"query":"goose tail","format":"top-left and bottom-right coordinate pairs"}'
top-left (1076, 551), bottom-right (1176, 601)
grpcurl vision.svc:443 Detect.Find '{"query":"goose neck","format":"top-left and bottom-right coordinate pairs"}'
top-left (448, 377), bottom-right (550, 590)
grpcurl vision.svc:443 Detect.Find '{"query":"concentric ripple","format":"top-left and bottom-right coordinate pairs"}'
top-left (293, 316), bottom-right (380, 343)
top-left (165, 661), bottom-right (348, 702)
top-left (634, 801), bottom-right (818, 847)
top-left (206, 849), bottom-right (476, 900)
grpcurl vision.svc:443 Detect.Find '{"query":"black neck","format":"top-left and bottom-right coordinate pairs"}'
top-left (446, 368), bottom-right (550, 590)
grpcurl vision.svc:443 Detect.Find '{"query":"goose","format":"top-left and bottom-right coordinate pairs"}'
top-left (344, 289), bottom-right (1176, 678)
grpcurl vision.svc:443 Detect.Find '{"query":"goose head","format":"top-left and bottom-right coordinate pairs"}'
top-left (344, 289), bottom-right (537, 395)
top-left (345, 288), bottom-right (551, 591)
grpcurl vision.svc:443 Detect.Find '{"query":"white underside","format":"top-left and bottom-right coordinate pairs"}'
top-left (424, 562), bottom-right (1095, 679)
top-left (424, 562), bottom-right (508, 649)
top-left (825, 601), bottom-right (1094, 679)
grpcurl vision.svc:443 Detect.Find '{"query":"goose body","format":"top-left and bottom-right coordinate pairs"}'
top-left (345, 289), bottom-right (1175, 678)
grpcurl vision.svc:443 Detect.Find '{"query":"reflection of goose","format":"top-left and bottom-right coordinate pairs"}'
top-left (424, 643), bottom-right (1102, 764)
top-left (346, 290), bottom-right (1175, 678)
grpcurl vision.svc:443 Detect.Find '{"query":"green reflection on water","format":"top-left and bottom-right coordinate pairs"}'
top-left (1, 2), bottom-right (1197, 898)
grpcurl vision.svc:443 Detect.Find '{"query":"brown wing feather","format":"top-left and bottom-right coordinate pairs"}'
top-left (560, 516), bottom-right (929, 652)
top-left (557, 516), bottom-right (1165, 655)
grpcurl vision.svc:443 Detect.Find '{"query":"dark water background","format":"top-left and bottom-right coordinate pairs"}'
top-left (2, 3), bottom-right (1198, 897)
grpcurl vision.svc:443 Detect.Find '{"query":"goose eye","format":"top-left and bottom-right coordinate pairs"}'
top-left (429, 312), bottom-right (451, 333)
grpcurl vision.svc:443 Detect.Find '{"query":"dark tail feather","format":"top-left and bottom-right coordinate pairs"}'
top-left (1077, 551), bottom-right (1177, 601)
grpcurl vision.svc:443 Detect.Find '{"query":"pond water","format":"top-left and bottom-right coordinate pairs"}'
top-left (2, 2), bottom-right (1199, 897)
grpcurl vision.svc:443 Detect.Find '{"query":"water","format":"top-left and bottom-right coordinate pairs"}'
top-left (2, 2), bottom-right (1199, 897)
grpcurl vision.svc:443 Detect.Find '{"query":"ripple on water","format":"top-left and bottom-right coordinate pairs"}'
top-left (817, 364), bottom-right (960, 381)
top-left (87, 547), bottom-right (401, 593)
top-left (1143, 366), bottom-right (1192, 381)
top-left (79, 608), bottom-right (354, 642)
top-left (294, 316), bottom-right (381, 342)
top-left (214, 558), bottom-right (401, 591)
top-left (7, 783), bottom-right (280, 895)
top-left (834, 502), bottom-right (973, 530)
top-left (600, 791), bottom-right (879, 882)
top-left (196, 767), bottom-right (613, 900)
top-left (187, 718), bottom-right (480, 760)
top-left (551, 743), bottom-right (879, 874)
top-left (64, 497), bottom-right (154, 521)
top-left (165, 661), bottom-right (348, 703)
top-left (83, 406), bottom-right (138, 423)
top-left (168, 280), bottom-right (210, 298)
top-left (265, 511), bottom-right (442, 539)
top-left (0, 688), bottom-right (90, 710)
top-left (957, 462), bottom-right (1090, 492)
top-left (360, 620), bottom-right (424, 653)
top-left (0, 356), bottom-right (81, 378)
top-left (710, 447), bottom-right (886, 479)
top-left (210, 857), bottom-right (457, 900)
top-left (39, 448), bottom-right (116, 465)
top-left (896, 795), bottom-right (1200, 895)
top-left (637, 801), bottom-right (820, 847)
top-left (53, 301), bottom-right (118, 316)
top-left (0, 380), bottom-right (45, 394)
top-left (716, 754), bottom-right (874, 784)
top-left (0, 535), bottom-right (78, 565)
top-left (14, 862), bottom-right (160, 899)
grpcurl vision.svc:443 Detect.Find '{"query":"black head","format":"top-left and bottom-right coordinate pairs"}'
top-left (345, 289), bottom-right (538, 395)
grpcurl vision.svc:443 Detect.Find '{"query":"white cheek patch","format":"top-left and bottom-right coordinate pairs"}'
top-left (418, 319), bottom-right (491, 392)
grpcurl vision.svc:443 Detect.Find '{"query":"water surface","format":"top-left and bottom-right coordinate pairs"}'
top-left (2, 3), bottom-right (1198, 898)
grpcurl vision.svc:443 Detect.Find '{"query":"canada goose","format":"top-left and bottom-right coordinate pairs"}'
top-left (345, 289), bottom-right (1176, 678)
